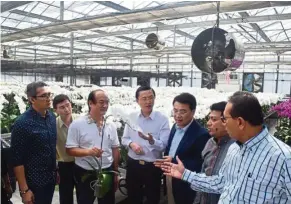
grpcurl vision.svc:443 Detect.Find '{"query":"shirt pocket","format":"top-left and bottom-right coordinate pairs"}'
top-left (243, 177), bottom-right (272, 203)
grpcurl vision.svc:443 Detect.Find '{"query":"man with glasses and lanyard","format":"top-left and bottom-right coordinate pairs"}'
top-left (11, 81), bottom-right (57, 204)
top-left (154, 93), bottom-right (210, 204)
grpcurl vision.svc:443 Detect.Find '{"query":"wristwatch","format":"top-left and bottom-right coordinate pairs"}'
top-left (20, 188), bottom-right (30, 195)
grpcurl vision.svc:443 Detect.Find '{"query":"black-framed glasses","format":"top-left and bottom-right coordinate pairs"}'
top-left (35, 93), bottom-right (54, 100)
top-left (220, 115), bottom-right (232, 123)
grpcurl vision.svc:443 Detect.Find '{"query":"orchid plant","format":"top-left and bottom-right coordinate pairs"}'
top-left (271, 99), bottom-right (291, 146)
top-left (81, 114), bottom-right (120, 198)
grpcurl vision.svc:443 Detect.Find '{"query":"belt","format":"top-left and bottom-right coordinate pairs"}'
top-left (128, 157), bottom-right (154, 165)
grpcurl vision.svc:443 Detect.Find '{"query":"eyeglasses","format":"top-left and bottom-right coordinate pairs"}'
top-left (220, 115), bottom-right (233, 123)
top-left (35, 93), bottom-right (54, 100)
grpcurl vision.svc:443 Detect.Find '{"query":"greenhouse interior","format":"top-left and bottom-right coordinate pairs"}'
top-left (1, 1), bottom-right (291, 204)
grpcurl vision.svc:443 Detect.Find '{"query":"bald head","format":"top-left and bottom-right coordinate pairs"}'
top-left (87, 89), bottom-right (109, 116)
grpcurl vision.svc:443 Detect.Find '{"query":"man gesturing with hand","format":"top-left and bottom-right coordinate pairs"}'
top-left (122, 86), bottom-right (170, 204)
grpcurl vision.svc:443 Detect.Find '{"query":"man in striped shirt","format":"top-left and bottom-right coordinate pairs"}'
top-left (162, 91), bottom-right (291, 203)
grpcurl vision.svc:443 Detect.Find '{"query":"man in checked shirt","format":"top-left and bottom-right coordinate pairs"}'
top-left (162, 91), bottom-right (291, 204)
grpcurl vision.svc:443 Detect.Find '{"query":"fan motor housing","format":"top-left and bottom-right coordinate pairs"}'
top-left (191, 27), bottom-right (245, 73)
top-left (145, 33), bottom-right (165, 50)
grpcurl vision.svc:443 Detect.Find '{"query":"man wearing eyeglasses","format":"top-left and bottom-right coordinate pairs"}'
top-left (53, 94), bottom-right (77, 204)
top-left (154, 93), bottom-right (211, 204)
top-left (161, 91), bottom-right (291, 204)
top-left (11, 81), bottom-right (57, 204)
top-left (194, 101), bottom-right (234, 204)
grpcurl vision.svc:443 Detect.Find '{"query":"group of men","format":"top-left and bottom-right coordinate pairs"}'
top-left (5, 81), bottom-right (291, 204)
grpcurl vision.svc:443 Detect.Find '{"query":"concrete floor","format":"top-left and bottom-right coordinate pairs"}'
top-left (10, 185), bottom-right (127, 204)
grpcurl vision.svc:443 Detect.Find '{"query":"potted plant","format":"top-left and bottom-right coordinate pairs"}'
top-left (81, 114), bottom-right (120, 198)
top-left (82, 156), bottom-right (119, 198)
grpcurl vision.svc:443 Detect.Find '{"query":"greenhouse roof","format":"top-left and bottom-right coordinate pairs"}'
top-left (1, 1), bottom-right (291, 72)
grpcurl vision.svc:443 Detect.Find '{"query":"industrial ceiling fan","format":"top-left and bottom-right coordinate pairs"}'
top-left (191, 2), bottom-right (245, 74)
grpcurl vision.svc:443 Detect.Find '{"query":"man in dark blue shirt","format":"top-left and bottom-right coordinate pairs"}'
top-left (11, 81), bottom-right (57, 204)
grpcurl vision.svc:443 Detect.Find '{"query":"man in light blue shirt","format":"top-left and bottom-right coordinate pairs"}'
top-left (162, 91), bottom-right (291, 204)
top-left (168, 119), bottom-right (193, 158)
top-left (122, 86), bottom-right (170, 204)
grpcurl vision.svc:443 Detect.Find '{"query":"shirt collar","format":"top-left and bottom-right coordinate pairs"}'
top-left (213, 135), bottom-right (231, 146)
top-left (139, 110), bottom-right (155, 120)
top-left (237, 126), bottom-right (268, 151)
top-left (175, 118), bottom-right (194, 132)
top-left (29, 106), bottom-right (50, 119)
top-left (58, 114), bottom-right (76, 128)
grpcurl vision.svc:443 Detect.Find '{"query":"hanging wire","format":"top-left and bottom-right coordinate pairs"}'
top-left (210, 1), bottom-right (221, 89)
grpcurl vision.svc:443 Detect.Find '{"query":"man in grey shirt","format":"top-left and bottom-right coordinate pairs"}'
top-left (194, 101), bottom-right (234, 204)
top-left (122, 86), bottom-right (170, 204)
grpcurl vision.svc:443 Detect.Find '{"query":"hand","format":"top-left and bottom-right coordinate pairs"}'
top-left (21, 190), bottom-right (34, 204)
top-left (129, 142), bottom-right (144, 155)
top-left (154, 156), bottom-right (172, 168)
top-left (138, 132), bottom-right (154, 145)
top-left (88, 147), bottom-right (104, 158)
top-left (161, 156), bottom-right (185, 180)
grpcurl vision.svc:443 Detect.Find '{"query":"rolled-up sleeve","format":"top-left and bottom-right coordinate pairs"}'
top-left (121, 124), bottom-right (132, 148)
top-left (11, 119), bottom-right (29, 167)
top-left (110, 123), bottom-right (120, 148)
top-left (66, 122), bottom-right (80, 148)
top-left (149, 119), bottom-right (170, 151)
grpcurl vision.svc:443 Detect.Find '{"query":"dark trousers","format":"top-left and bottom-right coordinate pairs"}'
top-left (58, 161), bottom-right (76, 204)
top-left (126, 157), bottom-right (162, 204)
top-left (1, 186), bottom-right (10, 204)
top-left (74, 164), bottom-right (115, 204)
top-left (30, 183), bottom-right (55, 204)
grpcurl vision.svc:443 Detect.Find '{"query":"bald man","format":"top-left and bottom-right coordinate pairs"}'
top-left (66, 90), bottom-right (120, 204)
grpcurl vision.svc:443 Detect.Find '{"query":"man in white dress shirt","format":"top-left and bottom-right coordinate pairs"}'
top-left (66, 89), bottom-right (120, 204)
top-left (122, 86), bottom-right (170, 204)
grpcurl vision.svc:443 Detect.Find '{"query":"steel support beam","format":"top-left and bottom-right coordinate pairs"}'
top-left (60, 1), bottom-right (64, 21)
top-left (70, 32), bottom-right (75, 86)
top-left (275, 55), bottom-right (280, 93)
top-left (10, 9), bottom-right (60, 22)
top-left (15, 45), bottom-right (291, 61)
top-left (3, 1), bottom-right (291, 43)
top-left (97, 1), bottom-right (197, 40)
top-left (7, 12), bottom-right (291, 46)
top-left (239, 12), bottom-right (271, 42)
top-left (1, 1), bottom-right (31, 13)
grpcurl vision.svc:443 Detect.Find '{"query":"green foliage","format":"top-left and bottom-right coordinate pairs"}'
top-left (274, 118), bottom-right (291, 146)
top-left (1, 94), bottom-right (21, 134)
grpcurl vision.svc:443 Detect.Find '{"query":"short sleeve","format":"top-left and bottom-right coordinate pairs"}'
top-left (66, 121), bottom-right (80, 148)
top-left (10, 119), bottom-right (29, 167)
top-left (110, 123), bottom-right (120, 148)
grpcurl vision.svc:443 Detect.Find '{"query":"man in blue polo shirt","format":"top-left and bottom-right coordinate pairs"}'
top-left (11, 81), bottom-right (57, 204)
